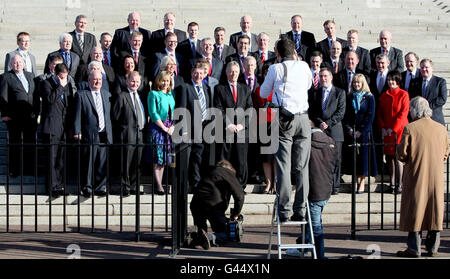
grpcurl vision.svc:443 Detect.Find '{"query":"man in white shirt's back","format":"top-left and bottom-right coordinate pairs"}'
top-left (260, 39), bottom-right (312, 223)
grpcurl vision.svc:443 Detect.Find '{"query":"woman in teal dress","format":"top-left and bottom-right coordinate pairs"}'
top-left (147, 71), bottom-right (175, 195)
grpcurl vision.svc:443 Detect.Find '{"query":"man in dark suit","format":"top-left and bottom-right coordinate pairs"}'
top-left (117, 31), bottom-right (148, 79)
top-left (280, 15), bottom-right (316, 61)
top-left (185, 38), bottom-right (223, 82)
top-left (214, 61), bottom-right (253, 189)
top-left (369, 29), bottom-right (404, 72)
top-left (39, 63), bottom-right (73, 197)
top-left (334, 50), bottom-right (368, 95)
top-left (69, 15), bottom-right (97, 66)
top-left (322, 41), bottom-right (345, 75)
top-left (0, 54), bottom-right (39, 177)
top-left (44, 33), bottom-right (80, 79)
top-left (4, 32), bottom-right (37, 77)
top-left (229, 15), bottom-right (258, 52)
top-left (409, 59), bottom-right (447, 126)
top-left (223, 35), bottom-right (261, 82)
top-left (75, 47), bottom-right (115, 89)
top-left (401, 52), bottom-right (421, 92)
top-left (342, 29), bottom-right (371, 74)
top-left (251, 32), bottom-right (276, 74)
top-left (100, 32), bottom-right (113, 67)
top-left (176, 22), bottom-right (201, 62)
top-left (112, 71), bottom-right (146, 196)
top-left (73, 70), bottom-right (113, 197)
top-left (150, 32), bottom-right (184, 82)
top-left (316, 20), bottom-right (347, 60)
top-left (308, 68), bottom-right (346, 195)
top-left (150, 12), bottom-right (187, 53)
top-left (369, 53), bottom-right (390, 103)
top-left (175, 65), bottom-right (212, 190)
top-left (309, 51), bottom-right (323, 91)
top-left (110, 12), bottom-right (152, 63)
top-left (213, 27), bottom-right (236, 62)
top-left (240, 56), bottom-right (261, 94)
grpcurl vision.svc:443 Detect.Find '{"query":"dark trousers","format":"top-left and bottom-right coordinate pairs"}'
top-left (81, 132), bottom-right (108, 191)
top-left (188, 142), bottom-right (205, 189)
top-left (121, 131), bottom-right (143, 191)
top-left (407, 231), bottom-right (440, 256)
top-left (43, 133), bottom-right (65, 191)
top-left (221, 142), bottom-right (248, 189)
top-left (6, 119), bottom-right (36, 176)
top-left (333, 141), bottom-right (343, 191)
top-left (190, 197), bottom-right (228, 234)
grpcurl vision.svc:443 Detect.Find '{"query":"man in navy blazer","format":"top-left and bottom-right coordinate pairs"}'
top-left (0, 54), bottom-right (39, 177)
top-left (280, 15), bottom-right (316, 61)
top-left (316, 20), bottom-right (347, 60)
top-left (308, 68), bottom-right (346, 195)
top-left (369, 30), bottom-right (404, 72)
top-left (251, 32), bottom-right (276, 73)
top-left (185, 38), bottom-right (223, 82)
top-left (74, 70), bottom-right (113, 197)
top-left (69, 15), bottom-right (97, 66)
top-left (229, 15), bottom-right (258, 53)
top-left (334, 50), bottom-right (369, 95)
top-left (401, 52), bottom-right (421, 92)
top-left (4, 32), bottom-right (37, 77)
top-left (150, 32), bottom-right (183, 82)
top-left (151, 12), bottom-right (187, 53)
top-left (342, 29), bottom-right (371, 74)
top-left (44, 33), bottom-right (80, 79)
top-left (408, 59), bottom-right (447, 126)
top-left (110, 12), bottom-right (152, 62)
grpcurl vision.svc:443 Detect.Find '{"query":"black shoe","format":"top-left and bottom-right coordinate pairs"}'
top-left (51, 190), bottom-right (61, 198)
top-left (154, 190), bottom-right (165, 196)
top-left (122, 189), bottom-right (130, 197)
top-left (290, 214), bottom-right (305, 222)
top-left (197, 229), bottom-right (211, 250)
top-left (331, 189), bottom-right (339, 195)
top-left (278, 217), bottom-right (290, 224)
top-left (423, 251), bottom-right (438, 257)
top-left (82, 187), bottom-right (92, 198)
top-left (130, 190), bottom-right (145, 195)
top-left (94, 189), bottom-right (107, 197)
top-left (396, 250), bottom-right (419, 258)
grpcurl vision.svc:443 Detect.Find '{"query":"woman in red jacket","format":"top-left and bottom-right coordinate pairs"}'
top-left (377, 70), bottom-right (409, 194)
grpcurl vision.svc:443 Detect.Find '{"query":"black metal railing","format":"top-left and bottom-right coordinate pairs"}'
top-left (349, 132), bottom-right (450, 239)
top-left (0, 132), bottom-right (189, 249)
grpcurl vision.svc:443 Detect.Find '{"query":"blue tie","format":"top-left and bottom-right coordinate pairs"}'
top-left (191, 41), bottom-right (196, 57)
top-left (294, 33), bottom-right (301, 54)
top-left (422, 80), bottom-right (428, 99)
top-left (196, 85), bottom-right (207, 121)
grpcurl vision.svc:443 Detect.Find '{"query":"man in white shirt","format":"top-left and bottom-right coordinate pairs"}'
top-left (4, 32), bottom-right (37, 77)
top-left (260, 39), bottom-right (312, 222)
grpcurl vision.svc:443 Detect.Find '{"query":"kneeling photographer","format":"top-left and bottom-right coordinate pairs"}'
top-left (189, 160), bottom-right (245, 249)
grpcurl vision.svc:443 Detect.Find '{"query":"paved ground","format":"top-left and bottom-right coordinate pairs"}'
top-left (0, 225), bottom-right (449, 260)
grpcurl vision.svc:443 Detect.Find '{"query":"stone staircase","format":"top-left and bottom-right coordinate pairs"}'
top-left (0, 0), bottom-right (449, 229)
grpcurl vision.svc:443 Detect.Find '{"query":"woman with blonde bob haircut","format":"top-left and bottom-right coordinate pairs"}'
top-left (342, 73), bottom-right (377, 193)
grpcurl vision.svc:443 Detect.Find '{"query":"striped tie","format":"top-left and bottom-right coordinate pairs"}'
top-left (313, 72), bottom-right (319, 89)
top-left (133, 92), bottom-right (144, 130)
top-left (322, 89), bottom-right (329, 111)
top-left (196, 85), bottom-right (207, 121)
top-left (94, 91), bottom-right (105, 132)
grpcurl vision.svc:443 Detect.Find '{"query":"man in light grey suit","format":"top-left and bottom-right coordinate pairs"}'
top-left (229, 15), bottom-right (258, 53)
top-left (74, 70), bottom-right (113, 197)
top-left (44, 33), bottom-right (81, 79)
top-left (69, 15), bottom-right (97, 66)
top-left (4, 32), bottom-right (37, 77)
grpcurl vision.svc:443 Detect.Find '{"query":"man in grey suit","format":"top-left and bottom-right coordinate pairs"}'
top-left (44, 33), bottom-right (81, 79)
top-left (229, 15), bottom-right (258, 53)
top-left (213, 27), bottom-right (235, 62)
top-left (4, 32), bottom-right (37, 77)
top-left (409, 59), bottom-right (447, 126)
top-left (369, 30), bottom-right (404, 72)
top-left (74, 70), bottom-right (113, 197)
top-left (309, 68), bottom-right (346, 195)
top-left (69, 15), bottom-right (97, 66)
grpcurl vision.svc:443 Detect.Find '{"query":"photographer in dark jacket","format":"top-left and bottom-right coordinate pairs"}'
top-left (287, 123), bottom-right (338, 259)
top-left (189, 160), bottom-right (245, 249)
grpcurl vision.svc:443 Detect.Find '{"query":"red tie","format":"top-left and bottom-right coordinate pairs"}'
top-left (383, 48), bottom-right (387, 55)
top-left (133, 52), bottom-right (139, 65)
top-left (334, 61), bottom-right (338, 74)
top-left (261, 52), bottom-right (265, 63)
top-left (231, 83), bottom-right (237, 103)
top-left (206, 57), bottom-right (212, 76)
top-left (103, 51), bottom-right (109, 66)
top-left (314, 72), bottom-right (319, 89)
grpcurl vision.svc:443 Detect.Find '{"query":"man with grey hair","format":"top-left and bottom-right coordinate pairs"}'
top-left (185, 37), bottom-right (223, 81)
top-left (369, 29), bottom-right (404, 72)
top-left (229, 15), bottom-right (258, 52)
top-left (396, 96), bottom-right (449, 258)
top-left (408, 59), bottom-right (447, 126)
top-left (151, 12), bottom-right (187, 53)
top-left (75, 46), bottom-right (115, 89)
top-left (401, 52), bottom-right (421, 91)
top-left (110, 12), bottom-right (152, 61)
top-left (44, 33), bottom-right (80, 79)
top-left (252, 32), bottom-right (276, 72)
top-left (0, 54), bottom-right (39, 177)
top-left (280, 15), bottom-right (316, 59)
top-left (69, 15), bottom-right (97, 65)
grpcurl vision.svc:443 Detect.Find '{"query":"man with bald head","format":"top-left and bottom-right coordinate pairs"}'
top-left (69, 15), bottom-right (97, 65)
top-left (44, 33), bottom-right (80, 79)
top-left (280, 15), bottom-right (316, 60)
top-left (229, 15), bottom-right (258, 52)
top-left (75, 46), bottom-right (115, 88)
top-left (334, 50), bottom-right (369, 95)
top-left (74, 70), bottom-right (113, 197)
top-left (322, 41), bottom-right (344, 74)
top-left (0, 54), bottom-right (39, 177)
top-left (251, 32), bottom-right (276, 72)
top-left (369, 29), bottom-right (404, 72)
top-left (110, 12), bottom-right (152, 62)
top-left (151, 12), bottom-right (187, 53)
top-left (342, 29), bottom-right (371, 74)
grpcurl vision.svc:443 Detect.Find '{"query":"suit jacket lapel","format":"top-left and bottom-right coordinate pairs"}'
top-left (86, 90), bottom-right (98, 117)
top-left (11, 72), bottom-right (27, 93)
top-left (124, 92), bottom-right (136, 120)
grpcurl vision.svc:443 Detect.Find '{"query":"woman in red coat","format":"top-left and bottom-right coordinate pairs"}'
top-left (377, 70), bottom-right (409, 193)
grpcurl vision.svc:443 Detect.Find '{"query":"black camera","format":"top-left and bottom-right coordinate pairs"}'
top-left (262, 101), bottom-right (295, 122)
